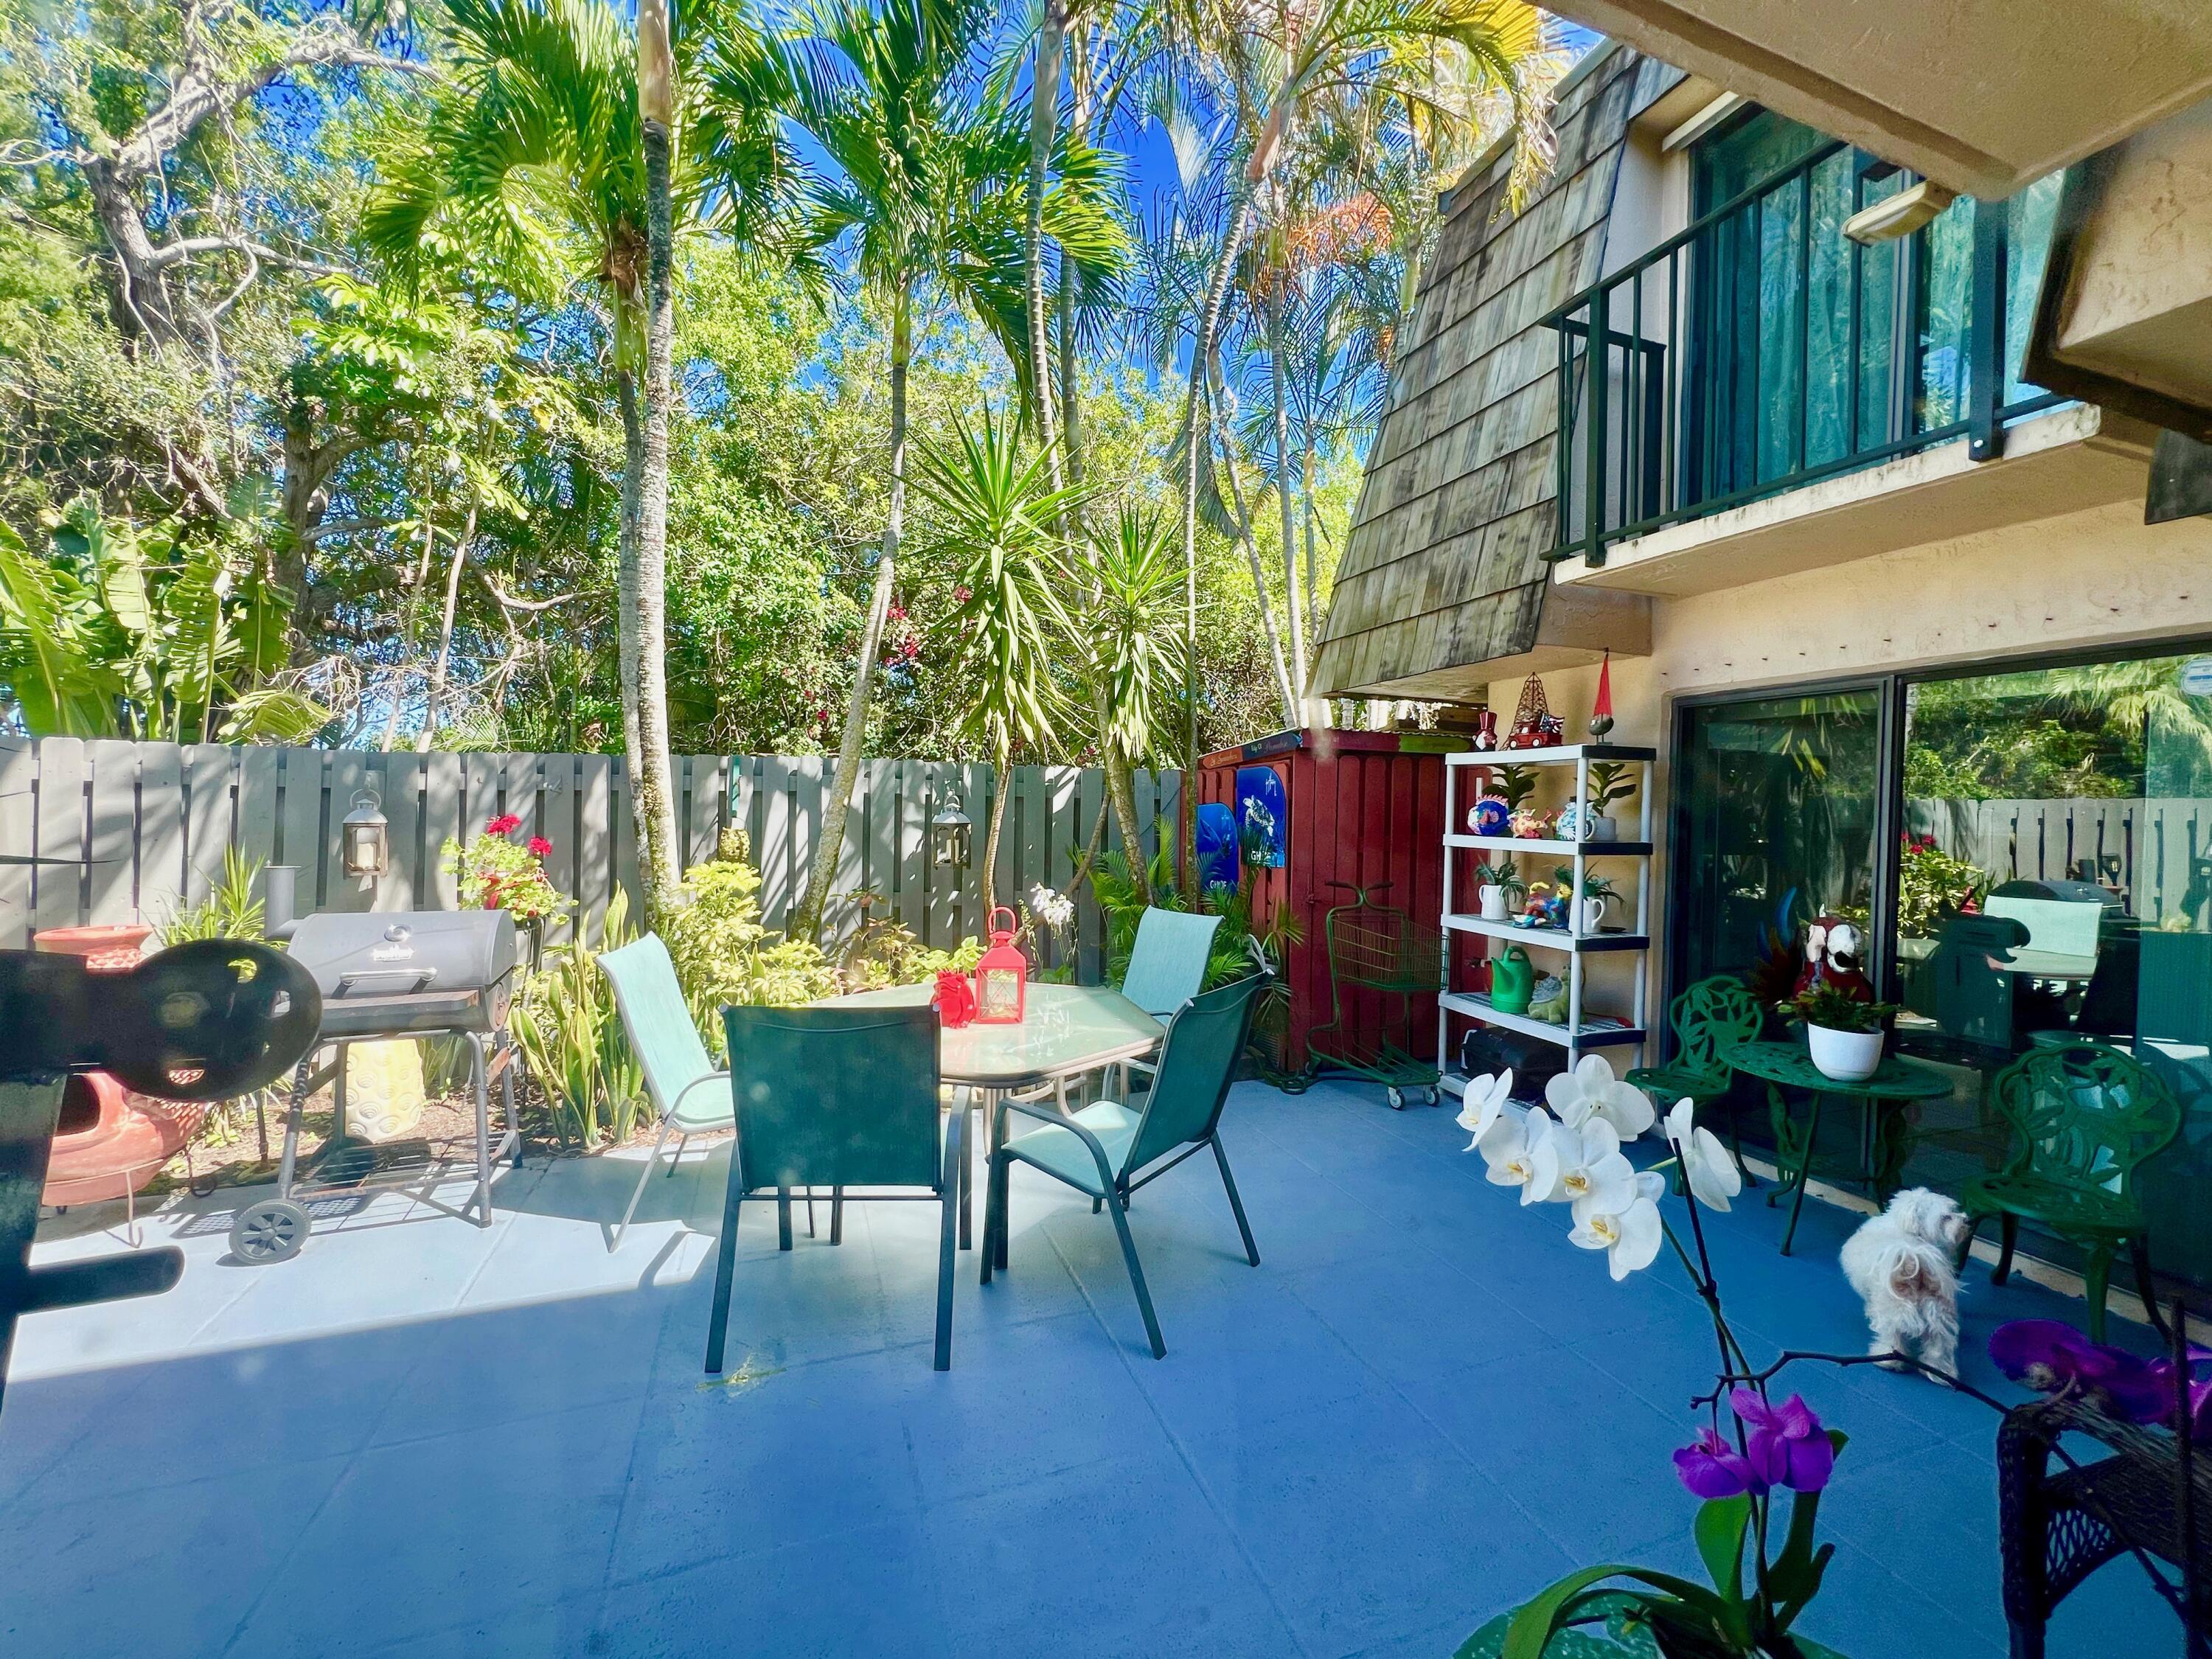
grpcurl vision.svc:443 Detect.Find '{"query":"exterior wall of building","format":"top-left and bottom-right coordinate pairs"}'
top-left (1481, 500), bottom-right (2212, 1017)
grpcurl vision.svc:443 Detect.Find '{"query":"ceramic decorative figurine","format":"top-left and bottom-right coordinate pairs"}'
top-left (1587, 650), bottom-right (1615, 741)
top-left (1470, 708), bottom-right (1500, 751)
top-left (1472, 795), bottom-right (1510, 837)
top-left (1508, 806), bottom-right (1546, 839)
top-left (1794, 915), bottom-right (1876, 1002)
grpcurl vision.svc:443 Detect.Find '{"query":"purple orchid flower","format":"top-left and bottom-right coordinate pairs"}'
top-left (1989, 1320), bottom-right (2168, 1424)
top-left (1673, 1426), bottom-right (1763, 1500)
top-left (1731, 1388), bottom-right (1834, 1494)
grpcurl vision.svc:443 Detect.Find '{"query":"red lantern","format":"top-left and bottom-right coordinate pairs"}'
top-left (972, 906), bottom-right (1028, 1024)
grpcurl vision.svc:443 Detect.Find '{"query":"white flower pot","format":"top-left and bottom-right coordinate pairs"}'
top-left (1806, 1022), bottom-right (1884, 1082)
top-left (1585, 812), bottom-right (1618, 842)
top-left (1478, 885), bottom-right (1509, 922)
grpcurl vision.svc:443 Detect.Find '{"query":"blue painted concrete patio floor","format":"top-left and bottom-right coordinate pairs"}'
top-left (0, 1081), bottom-right (2178, 1659)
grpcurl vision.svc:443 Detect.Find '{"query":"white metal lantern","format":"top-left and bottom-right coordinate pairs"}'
top-left (341, 787), bottom-right (389, 879)
top-left (931, 795), bottom-right (972, 868)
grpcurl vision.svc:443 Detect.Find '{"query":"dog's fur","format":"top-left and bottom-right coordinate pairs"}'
top-left (1840, 1189), bottom-right (1972, 1380)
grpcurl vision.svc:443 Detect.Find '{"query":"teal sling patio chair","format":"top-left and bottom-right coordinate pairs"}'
top-left (1625, 975), bottom-right (1764, 1182)
top-left (599, 935), bottom-right (734, 1253)
top-left (1111, 907), bottom-right (1224, 1095)
top-left (706, 1004), bottom-right (962, 1372)
top-left (1959, 1042), bottom-right (2181, 1343)
top-left (981, 971), bottom-right (1267, 1359)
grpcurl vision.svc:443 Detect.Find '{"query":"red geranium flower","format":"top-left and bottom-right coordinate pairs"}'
top-left (527, 835), bottom-right (552, 858)
top-left (485, 813), bottom-right (521, 836)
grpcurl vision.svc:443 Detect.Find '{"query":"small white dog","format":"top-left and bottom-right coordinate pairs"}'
top-left (1840, 1188), bottom-right (1972, 1380)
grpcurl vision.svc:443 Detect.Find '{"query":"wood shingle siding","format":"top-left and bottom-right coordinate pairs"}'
top-left (1313, 46), bottom-right (1683, 697)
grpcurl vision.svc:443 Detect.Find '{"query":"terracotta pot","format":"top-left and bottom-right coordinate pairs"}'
top-left (34, 922), bottom-right (153, 973)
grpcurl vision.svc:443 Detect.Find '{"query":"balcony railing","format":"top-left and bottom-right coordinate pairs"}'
top-left (1543, 139), bottom-right (2064, 567)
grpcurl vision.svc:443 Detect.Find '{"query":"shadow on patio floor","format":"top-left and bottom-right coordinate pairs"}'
top-left (0, 1081), bottom-right (2179, 1658)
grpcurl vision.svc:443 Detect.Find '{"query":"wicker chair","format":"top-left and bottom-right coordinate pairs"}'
top-left (1997, 1395), bottom-right (2210, 1659)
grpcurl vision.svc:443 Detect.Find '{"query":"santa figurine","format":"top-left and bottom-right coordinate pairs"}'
top-left (1793, 916), bottom-right (1875, 1002)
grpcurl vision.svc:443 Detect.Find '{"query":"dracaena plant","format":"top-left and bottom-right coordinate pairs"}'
top-left (1451, 1060), bottom-right (1854, 1659)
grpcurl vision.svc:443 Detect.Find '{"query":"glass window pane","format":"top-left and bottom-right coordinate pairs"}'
top-left (2006, 171), bottom-right (2065, 403)
top-left (1916, 197), bottom-right (1976, 431)
top-left (1892, 654), bottom-right (2212, 1291)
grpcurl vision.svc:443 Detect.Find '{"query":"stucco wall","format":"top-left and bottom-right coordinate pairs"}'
top-left (1472, 502), bottom-right (2212, 1037)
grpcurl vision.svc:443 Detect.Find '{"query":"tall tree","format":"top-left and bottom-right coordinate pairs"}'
top-left (635, 0), bottom-right (682, 913)
top-left (762, 0), bottom-right (1121, 940)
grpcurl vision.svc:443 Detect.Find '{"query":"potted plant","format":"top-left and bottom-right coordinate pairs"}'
top-left (1474, 858), bottom-right (1526, 922)
top-left (1554, 866), bottom-right (1619, 936)
top-left (1781, 982), bottom-right (1897, 1082)
top-left (1580, 762), bottom-right (1638, 841)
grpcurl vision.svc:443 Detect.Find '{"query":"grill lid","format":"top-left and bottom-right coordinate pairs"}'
top-left (287, 911), bottom-right (518, 1001)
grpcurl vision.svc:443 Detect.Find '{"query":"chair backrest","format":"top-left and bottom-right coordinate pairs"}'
top-left (1123, 972), bottom-right (1267, 1175)
top-left (1984, 896), bottom-right (2104, 966)
top-left (599, 934), bottom-right (717, 1120)
top-left (723, 1005), bottom-right (942, 1192)
top-left (1668, 975), bottom-right (1763, 1083)
top-left (1119, 908), bottom-right (1224, 1017)
top-left (1989, 1043), bottom-right (2183, 1199)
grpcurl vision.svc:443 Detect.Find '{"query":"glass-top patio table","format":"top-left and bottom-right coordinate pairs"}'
top-left (816, 981), bottom-right (1164, 1248)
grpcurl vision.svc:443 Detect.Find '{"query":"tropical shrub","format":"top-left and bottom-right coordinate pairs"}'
top-left (1895, 832), bottom-right (1991, 937)
top-left (509, 888), bottom-right (646, 1148)
top-left (661, 829), bottom-right (841, 1056)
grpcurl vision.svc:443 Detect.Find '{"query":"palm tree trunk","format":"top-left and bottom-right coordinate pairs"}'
top-left (1024, 0), bottom-right (1066, 467)
top-left (800, 287), bottom-right (911, 940)
top-left (1208, 353), bottom-right (1300, 729)
top-left (1302, 435), bottom-right (1319, 612)
top-left (635, 3), bottom-right (683, 920)
top-left (616, 366), bottom-right (647, 826)
top-left (416, 504), bottom-right (476, 754)
top-left (1268, 286), bottom-right (1309, 722)
top-left (982, 756), bottom-right (1009, 915)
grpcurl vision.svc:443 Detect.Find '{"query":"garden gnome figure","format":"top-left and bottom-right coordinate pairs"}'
top-left (1588, 652), bottom-right (1615, 741)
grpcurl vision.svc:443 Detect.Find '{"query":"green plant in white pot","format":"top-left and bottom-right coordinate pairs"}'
top-left (1581, 762), bottom-right (1638, 841)
top-left (1474, 858), bottom-right (1526, 922)
top-left (1781, 983), bottom-right (1897, 1083)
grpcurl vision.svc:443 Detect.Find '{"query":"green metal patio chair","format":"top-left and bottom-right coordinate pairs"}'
top-left (1111, 907), bottom-right (1223, 1096)
top-left (981, 970), bottom-right (1267, 1359)
top-left (599, 934), bottom-right (734, 1253)
top-left (1960, 1042), bottom-right (2182, 1343)
top-left (1625, 975), bottom-right (1764, 1182)
top-left (706, 1004), bottom-right (961, 1371)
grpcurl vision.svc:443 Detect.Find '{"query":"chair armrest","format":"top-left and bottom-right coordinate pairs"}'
top-left (667, 1072), bottom-right (732, 1121)
top-left (998, 1094), bottom-right (1121, 1190)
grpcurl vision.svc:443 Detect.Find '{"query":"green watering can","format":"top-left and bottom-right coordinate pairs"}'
top-left (1490, 944), bottom-right (1535, 1017)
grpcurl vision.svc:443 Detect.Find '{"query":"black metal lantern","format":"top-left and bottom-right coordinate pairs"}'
top-left (341, 788), bottom-right (389, 880)
top-left (930, 794), bottom-right (972, 868)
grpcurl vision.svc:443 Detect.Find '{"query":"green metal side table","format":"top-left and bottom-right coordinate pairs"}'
top-left (1722, 1040), bottom-right (1955, 1256)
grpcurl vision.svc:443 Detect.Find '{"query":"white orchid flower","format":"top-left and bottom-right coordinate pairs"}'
top-left (1528, 1117), bottom-right (1636, 1209)
top-left (1543, 1054), bottom-right (1657, 1140)
top-left (1663, 1099), bottom-right (1742, 1212)
top-left (1454, 1069), bottom-right (1514, 1151)
top-left (1569, 1169), bottom-right (1668, 1280)
top-left (1479, 1106), bottom-right (1557, 1202)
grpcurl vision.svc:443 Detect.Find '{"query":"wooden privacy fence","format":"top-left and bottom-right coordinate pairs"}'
top-left (1906, 796), bottom-right (2212, 925)
top-left (0, 737), bottom-right (1179, 975)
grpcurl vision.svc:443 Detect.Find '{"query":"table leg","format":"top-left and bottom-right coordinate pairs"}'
top-left (958, 1095), bottom-right (974, 1251)
top-left (1780, 1088), bottom-right (1823, 1258)
top-left (1871, 1096), bottom-right (1914, 1208)
top-left (991, 1089), bottom-right (1010, 1271)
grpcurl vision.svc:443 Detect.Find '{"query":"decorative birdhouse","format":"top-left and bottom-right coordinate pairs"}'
top-left (972, 906), bottom-right (1028, 1024)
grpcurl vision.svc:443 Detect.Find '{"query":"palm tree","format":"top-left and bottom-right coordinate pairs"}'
top-left (367, 0), bottom-right (793, 914)
top-left (913, 408), bottom-right (1085, 911)
top-left (760, 0), bottom-right (1122, 940)
top-left (1155, 0), bottom-right (1557, 889)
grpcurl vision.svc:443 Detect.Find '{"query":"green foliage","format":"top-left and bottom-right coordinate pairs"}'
top-left (0, 501), bottom-right (326, 740)
top-left (1584, 762), bottom-right (1638, 810)
top-left (661, 828), bottom-right (841, 1056)
top-left (160, 849), bottom-right (268, 943)
top-left (1781, 981), bottom-right (1896, 1034)
top-left (441, 817), bottom-right (574, 922)
top-left (1895, 833), bottom-right (1991, 937)
top-left (1494, 764), bottom-right (1540, 811)
top-left (510, 888), bottom-right (647, 1147)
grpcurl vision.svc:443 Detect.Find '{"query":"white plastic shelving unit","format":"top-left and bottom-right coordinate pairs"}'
top-left (1437, 742), bottom-right (1657, 1098)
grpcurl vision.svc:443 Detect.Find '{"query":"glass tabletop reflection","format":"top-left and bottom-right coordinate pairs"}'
top-left (817, 980), bottom-right (1162, 1090)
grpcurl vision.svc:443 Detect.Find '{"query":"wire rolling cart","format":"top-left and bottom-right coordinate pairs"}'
top-left (1307, 881), bottom-right (1444, 1107)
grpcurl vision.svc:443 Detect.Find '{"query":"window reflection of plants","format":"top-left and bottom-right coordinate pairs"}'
top-left (1905, 658), bottom-right (2212, 801)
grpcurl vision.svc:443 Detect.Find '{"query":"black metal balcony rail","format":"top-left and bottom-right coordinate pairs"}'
top-left (1542, 139), bottom-right (2064, 568)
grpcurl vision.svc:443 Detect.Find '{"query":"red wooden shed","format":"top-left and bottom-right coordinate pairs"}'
top-left (1196, 728), bottom-right (1467, 1086)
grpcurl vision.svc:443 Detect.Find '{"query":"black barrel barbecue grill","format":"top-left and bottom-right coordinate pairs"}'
top-left (228, 911), bottom-right (524, 1264)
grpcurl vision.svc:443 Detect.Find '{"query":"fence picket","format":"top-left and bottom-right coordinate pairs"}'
top-left (0, 736), bottom-right (35, 946)
top-left (278, 748), bottom-right (327, 908)
top-left (421, 751), bottom-right (463, 908)
top-left (182, 745), bottom-right (237, 908)
top-left (756, 755), bottom-right (791, 931)
top-left (536, 754), bottom-right (577, 939)
top-left (136, 743), bottom-right (185, 928)
top-left (31, 737), bottom-right (86, 934)
top-left (85, 741), bottom-right (140, 925)
top-left (373, 751), bottom-right (426, 912)
top-left (323, 751), bottom-right (372, 914)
